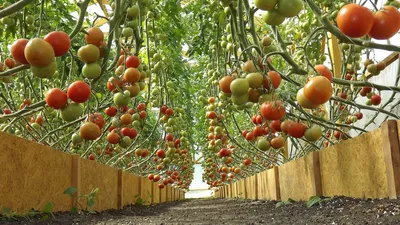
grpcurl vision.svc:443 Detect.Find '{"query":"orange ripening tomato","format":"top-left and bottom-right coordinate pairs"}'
top-left (314, 64), bottom-right (332, 82)
top-left (369, 6), bottom-right (400, 40)
top-left (303, 76), bottom-right (332, 105)
top-left (336, 4), bottom-right (374, 38)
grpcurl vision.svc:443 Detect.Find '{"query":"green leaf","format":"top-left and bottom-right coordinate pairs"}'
top-left (63, 187), bottom-right (78, 197)
top-left (87, 198), bottom-right (96, 208)
top-left (1, 207), bottom-right (12, 215)
top-left (43, 202), bottom-right (53, 213)
top-left (306, 196), bottom-right (322, 208)
top-left (41, 214), bottom-right (49, 221)
top-left (135, 197), bottom-right (144, 206)
top-left (71, 206), bottom-right (78, 213)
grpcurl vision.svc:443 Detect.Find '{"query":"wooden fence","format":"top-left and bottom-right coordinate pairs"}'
top-left (214, 120), bottom-right (400, 201)
top-left (0, 131), bottom-right (185, 213)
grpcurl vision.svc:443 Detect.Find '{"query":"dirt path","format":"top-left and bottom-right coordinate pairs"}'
top-left (2, 197), bottom-right (400, 225)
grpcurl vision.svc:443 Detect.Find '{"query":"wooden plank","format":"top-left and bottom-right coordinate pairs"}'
top-left (160, 187), bottom-right (166, 203)
top-left (122, 172), bottom-right (140, 206)
top-left (0, 132), bottom-right (73, 213)
top-left (382, 120), bottom-right (400, 199)
top-left (328, 33), bottom-right (342, 79)
top-left (140, 177), bottom-right (153, 205)
top-left (166, 186), bottom-right (172, 202)
top-left (117, 169), bottom-right (122, 209)
top-left (254, 173), bottom-right (258, 200)
top-left (320, 126), bottom-right (388, 198)
top-left (152, 182), bottom-right (160, 204)
top-left (311, 151), bottom-right (322, 196)
top-left (274, 166), bottom-right (281, 201)
top-left (71, 154), bottom-right (81, 209)
top-left (245, 175), bottom-right (257, 200)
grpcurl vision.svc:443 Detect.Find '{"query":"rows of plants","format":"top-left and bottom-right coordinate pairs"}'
top-left (179, 0), bottom-right (400, 187)
top-left (1, 0), bottom-right (400, 191)
top-left (0, 0), bottom-right (194, 191)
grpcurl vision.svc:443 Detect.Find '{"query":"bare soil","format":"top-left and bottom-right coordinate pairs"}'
top-left (2, 196), bottom-right (400, 225)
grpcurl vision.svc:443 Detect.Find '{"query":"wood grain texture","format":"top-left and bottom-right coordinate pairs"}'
top-left (160, 187), bottom-right (167, 203)
top-left (0, 132), bottom-right (72, 213)
top-left (319, 127), bottom-right (388, 198)
top-left (279, 154), bottom-right (315, 201)
top-left (80, 159), bottom-right (118, 211)
top-left (152, 183), bottom-right (160, 204)
top-left (311, 151), bottom-right (322, 196)
top-left (382, 120), bottom-right (400, 198)
top-left (166, 186), bottom-right (172, 202)
top-left (71, 154), bottom-right (81, 209)
top-left (140, 177), bottom-right (153, 205)
top-left (121, 172), bottom-right (140, 206)
top-left (117, 170), bottom-right (122, 209)
top-left (245, 175), bottom-right (257, 200)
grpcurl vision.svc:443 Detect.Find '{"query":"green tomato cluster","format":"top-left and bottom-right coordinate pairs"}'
top-left (255, 0), bottom-right (303, 26)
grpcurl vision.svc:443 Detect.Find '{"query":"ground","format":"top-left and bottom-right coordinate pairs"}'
top-left (2, 197), bottom-right (400, 225)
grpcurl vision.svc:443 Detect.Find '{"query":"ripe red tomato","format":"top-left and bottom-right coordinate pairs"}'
top-left (137, 103), bottom-right (146, 111)
top-left (3, 108), bottom-right (12, 114)
top-left (166, 108), bottom-right (174, 116)
top-left (139, 111), bottom-right (147, 119)
top-left (208, 111), bottom-right (217, 119)
top-left (44, 31), bottom-right (71, 56)
top-left (161, 105), bottom-right (167, 114)
top-left (67, 81), bottom-right (91, 103)
top-left (336, 4), bottom-right (374, 38)
top-left (264, 71), bottom-right (282, 89)
top-left (303, 76), bottom-right (332, 105)
top-left (5, 58), bottom-right (15, 68)
top-left (252, 115), bottom-right (258, 124)
top-left (288, 122), bottom-right (307, 138)
top-left (260, 101), bottom-right (285, 120)
top-left (130, 128), bottom-right (138, 139)
top-left (245, 131), bottom-right (255, 141)
top-left (45, 88), bottom-right (68, 109)
top-left (270, 120), bottom-right (281, 132)
top-left (243, 159), bottom-right (252, 166)
top-left (88, 113), bottom-right (105, 129)
top-left (11, 39), bottom-right (29, 64)
top-left (355, 112), bottom-right (363, 120)
top-left (126, 55), bottom-right (140, 68)
top-left (156, 149), bottom-right (166, 158)
top-left (107, 77), bottom-right (123, 92)
top-left (371, 94), bottom-right (381, 105)
top-left (107, 132), bottom-right (120, 144)
top-left (166, 134), bottom-right (174, 141)
top-left (369, 6), bottom-right (400, 40)
top-left (253, 126), bottom-right (264, 137)
top-left (314, 64), bottom-right (332, 82)
top-left (105, 106), bottom-right (118, 117)
top-left (121, 127), bottom-right (131, 137)
top-left (148, 174), bottom-right (154, 180)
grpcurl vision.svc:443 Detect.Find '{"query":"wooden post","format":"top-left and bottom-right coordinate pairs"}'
top-left (117, 169), bottom-right (123, 209)
top-left (254, 174), bottom-right (258, 200)
top-left (311, 151), bottom-right (322, 196)
top-left (274, 166), bottom-right (281, 200)
top-left (71, 154), bottom-right (81, 208)
top-left (382, 120), bottom-right (400, 199)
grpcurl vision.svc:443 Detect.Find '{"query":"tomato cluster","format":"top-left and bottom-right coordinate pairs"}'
top-left (336, 4), bottom-right (400, 40)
